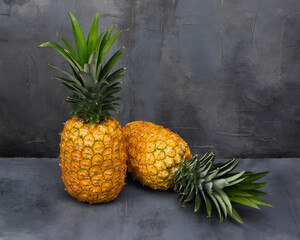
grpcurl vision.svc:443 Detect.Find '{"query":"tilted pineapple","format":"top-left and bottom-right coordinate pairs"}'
top-left (124, 121), bottom-right (272, 223)
top-left (123, 121), bottom-right (191, 190)
top-left (39, 12), bottom-right (127, 203)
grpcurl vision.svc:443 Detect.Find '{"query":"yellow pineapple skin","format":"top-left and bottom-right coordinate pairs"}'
top-left (123, 121), bottom-right (191, 190)
top-left (59, 116), bottom-right (127, 203)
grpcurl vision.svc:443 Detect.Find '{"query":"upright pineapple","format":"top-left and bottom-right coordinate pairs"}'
top-left (124, 121), bottom-right (272, 223)
top-left (39, 12), bottom-right (127, 203)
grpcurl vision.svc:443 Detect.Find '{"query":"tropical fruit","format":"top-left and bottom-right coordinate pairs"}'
top-left (123, 121), bottom-right (191, 190)
top-left (39, 12), bottom-right (127, 203)
top-left (124, 121), bottom-right (272, 223)
top-left (59, 116), bottom-right (125, 203)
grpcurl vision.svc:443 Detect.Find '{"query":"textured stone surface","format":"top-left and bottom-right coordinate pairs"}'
top-left (0, 158), bottom-right (299, 240)
top-left (1, 0), bottom-right (300, 158)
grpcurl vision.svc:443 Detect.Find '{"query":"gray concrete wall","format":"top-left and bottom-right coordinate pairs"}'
top-left (0, 0), bottom-right (300, 158)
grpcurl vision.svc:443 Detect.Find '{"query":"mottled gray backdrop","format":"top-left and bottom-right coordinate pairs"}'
top-left (0, 0), bottom-right (300, 158)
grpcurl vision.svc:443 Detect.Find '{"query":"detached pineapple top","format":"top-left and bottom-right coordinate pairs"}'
top-left (39, 12), bottom-right (126, 126)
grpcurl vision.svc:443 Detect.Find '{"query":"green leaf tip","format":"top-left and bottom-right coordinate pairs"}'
top-left (38, 42), bottom-right (49, 48)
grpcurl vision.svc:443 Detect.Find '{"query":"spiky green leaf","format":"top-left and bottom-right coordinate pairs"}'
top-left (248, 196), bottom-right (273, 207)
top-left (68, 11), bottom-right (88, 65)
top-left (229, 206), bottom-right (243, 224)
top-left (38, 42), bottom-right (82, 72)
top-left (241, 172), bottom-right (270, 183)
top-left (56, 33), bottom-right (78, 60)
top-left (87, 12), bottom-right (99, 58)
top-left (98, 30), bottom-right (124, 67)
top-left (230, 197), bottom-right (260, 209)
top-left (194, 193), bottom-right (201, 213)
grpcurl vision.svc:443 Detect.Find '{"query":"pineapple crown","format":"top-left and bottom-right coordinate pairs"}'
top-left (174, 151), bottom-right (272, 224)
top-left (39, 11), bottom-right (126, 126)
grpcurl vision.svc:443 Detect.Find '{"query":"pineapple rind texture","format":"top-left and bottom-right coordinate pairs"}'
top-left (60, 116), bottom-right (127, 203)
top-left (123, 121), bottom-right (191, 190)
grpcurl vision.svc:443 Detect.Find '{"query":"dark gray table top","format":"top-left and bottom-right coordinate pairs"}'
top-left (0, 157), bottom-right (299, 240)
